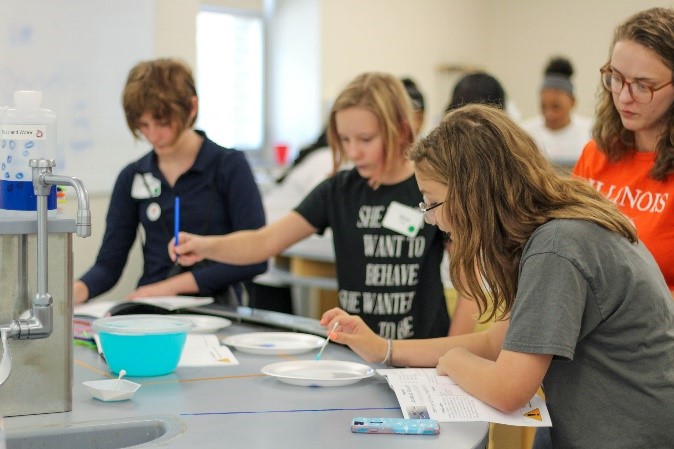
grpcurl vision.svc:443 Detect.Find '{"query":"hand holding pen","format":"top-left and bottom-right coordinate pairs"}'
top-left (169, 231), bottom-right (207, 267)
top-left (174, 196), bottom-right (180, 259)
top-left (168, 197), bottom-right (218, 267)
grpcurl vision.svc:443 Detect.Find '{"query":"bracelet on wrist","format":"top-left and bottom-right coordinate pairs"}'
top-left (380, 338), bottom-right (393, 365)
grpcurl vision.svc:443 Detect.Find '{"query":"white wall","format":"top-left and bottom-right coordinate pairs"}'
top-left (70, 0), bottom-right (674, 301)
top-left (267, 0), bottom-right (322, 158)
top-left (321, 0), bottom-right (486, 134)
top-left (319, 0), bottom-right (674, 124)
top-left (483, 0), bottom-right (673, 120)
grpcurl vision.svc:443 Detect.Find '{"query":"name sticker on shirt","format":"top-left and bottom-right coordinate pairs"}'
top-left (382, 201), bottom-right (424, 238)
top-left (131, 173), bottom-right (162, 199)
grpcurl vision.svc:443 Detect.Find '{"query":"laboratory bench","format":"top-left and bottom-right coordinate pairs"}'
top-left (4, 309), bottom-right (488, 449)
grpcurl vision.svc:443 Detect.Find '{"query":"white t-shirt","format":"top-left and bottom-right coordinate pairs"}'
top-left (522, 114), bottom-right (593, 164)
top-left (263, 147), bottom-right (334, 222)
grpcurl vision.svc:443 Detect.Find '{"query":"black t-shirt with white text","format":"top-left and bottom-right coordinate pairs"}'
top-left (295, 169), bottom-right (449, 339)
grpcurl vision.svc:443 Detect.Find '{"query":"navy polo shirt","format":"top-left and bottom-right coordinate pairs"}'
top-left (79, 131), bottom-right (267, 299)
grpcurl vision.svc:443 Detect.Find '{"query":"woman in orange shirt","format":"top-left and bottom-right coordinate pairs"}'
top-left (573, 7), bottom-right (674, 295)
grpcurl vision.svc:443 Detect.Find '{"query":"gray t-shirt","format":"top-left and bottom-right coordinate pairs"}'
top-left (503, 219), bottom-right (674, 448)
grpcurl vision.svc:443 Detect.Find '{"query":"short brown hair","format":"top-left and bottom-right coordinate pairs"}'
top-left (122, 58), bottom-right (198, 139)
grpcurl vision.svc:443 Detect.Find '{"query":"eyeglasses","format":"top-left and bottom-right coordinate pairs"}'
top-left (418, 201), bottom-right (444, 213)
top-left (418, 200), bottom-right (444, 225)
top-left (600, 67), bottom-right (673, 104)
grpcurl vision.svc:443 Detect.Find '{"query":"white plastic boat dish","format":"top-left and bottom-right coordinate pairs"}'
top-left (222, 332), bottom-right (325, 355)
top-left (260, 360), bottom-right (376, 387)
top-left (173, 314), bottom-right (232, 334)
top-left (83, 379), bottom-right (142, 401)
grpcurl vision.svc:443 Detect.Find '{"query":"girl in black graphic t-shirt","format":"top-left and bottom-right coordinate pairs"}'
top-left (171, 72), bottom-right (477, 339)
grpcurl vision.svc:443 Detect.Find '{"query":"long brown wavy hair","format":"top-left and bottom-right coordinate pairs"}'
top-left (594, 7), bottom-right (674, 181)
top-left (409, 105), bottom-right (637, 321)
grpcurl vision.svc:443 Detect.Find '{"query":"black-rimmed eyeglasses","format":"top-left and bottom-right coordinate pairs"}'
top-left (418, 201), bottom-right (444, 213)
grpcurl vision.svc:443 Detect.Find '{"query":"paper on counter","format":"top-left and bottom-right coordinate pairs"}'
top-left (133, 295), bottom-right (214, 310)
top-left (377, 368), bottom-right (551, 427)
top-left (178, 334), bottom-right (239, 367)
top-left (93, 334), bottom-right (238, 368)
top-left (74, 296), bottom-right (214, 318)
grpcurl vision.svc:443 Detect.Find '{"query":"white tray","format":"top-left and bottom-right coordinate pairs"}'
top-left (221, 332), bottom-right (325, 355)
top-left (261, 360), bottom-right (375, 387)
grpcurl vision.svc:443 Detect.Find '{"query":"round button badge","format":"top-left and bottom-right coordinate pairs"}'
top-left (146, 202), bottom-right (161, 221)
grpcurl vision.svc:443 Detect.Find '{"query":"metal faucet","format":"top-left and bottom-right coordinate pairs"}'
top-left (34, 159), bottom-right (91, 238)
top-left (0, 158), bottom-right (90, 341)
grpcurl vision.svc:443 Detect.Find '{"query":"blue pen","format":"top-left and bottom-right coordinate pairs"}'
top-left (174, 196), bottom-right (180, 250)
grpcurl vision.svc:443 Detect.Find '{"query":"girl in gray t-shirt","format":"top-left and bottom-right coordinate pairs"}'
top-left (322, 104), bottom-right (674, 448)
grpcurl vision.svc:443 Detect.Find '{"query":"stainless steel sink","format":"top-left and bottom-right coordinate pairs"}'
top-left (5, 415), bottom-right (185, 449)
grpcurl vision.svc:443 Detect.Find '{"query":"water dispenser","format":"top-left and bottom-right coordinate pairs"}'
top-left (0, 158), bottom-right (90, 416)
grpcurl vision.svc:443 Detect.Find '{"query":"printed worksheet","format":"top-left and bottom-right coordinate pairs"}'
top-left (178, 334), bottom-right (239, 367)
top-left (377, 368), bottom-right (551, 427)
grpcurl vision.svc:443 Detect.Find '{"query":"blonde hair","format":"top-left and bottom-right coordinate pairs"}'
top-left (327, 72), bottom-right (415, 175)
top-left (122, 58), bottom-right (198, 140)
top-left (594, 7), bottom-right (674, 181)
top-left (409, 105), bottom-right (637, 321)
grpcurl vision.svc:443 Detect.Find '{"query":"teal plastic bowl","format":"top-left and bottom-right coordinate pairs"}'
top-left (92, 315), bottom-right (193, 377)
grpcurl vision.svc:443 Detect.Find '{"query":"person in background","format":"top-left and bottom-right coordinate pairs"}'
top-left (74, 58), bottom-right (266, 305)
top-left (274, 130), bottom-right (329, 184)
top-left (573, 7), bottom-right (674, 296)
top-left (445, 71), bottom-right (506, 113)
top-left (263, 129), bottom-right (334, 222)
top-left (401, 77), bottom-right (426, 135)
top-left (171, 72), bottom-right (455, 339)
top-left (522, 57), bottom-right (593, 166)
top-left (321, 104), bottom-right (674, 448)
top-left (250, 130), bottom-right (334, 314)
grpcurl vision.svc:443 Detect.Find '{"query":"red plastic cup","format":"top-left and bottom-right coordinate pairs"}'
top-left (274, 144), bottom-right (289, 165)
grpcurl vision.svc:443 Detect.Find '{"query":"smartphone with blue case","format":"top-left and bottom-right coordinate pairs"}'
top-left (351, 417), bottom-right (440, 435)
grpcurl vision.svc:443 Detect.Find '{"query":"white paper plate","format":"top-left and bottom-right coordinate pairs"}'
top-left (173, 314), bottom-right (232, 334)
top-left (221, 332), bottom-right (325, 355)
top-left (261, 360), bottom-right (376, 387)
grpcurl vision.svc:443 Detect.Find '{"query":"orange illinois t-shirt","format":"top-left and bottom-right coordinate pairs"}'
top-left (573, 140), bottom-right (674, 289)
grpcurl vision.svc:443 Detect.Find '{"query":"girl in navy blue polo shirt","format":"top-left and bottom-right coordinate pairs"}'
top-left (74, 58), bottom-right (266, 305)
